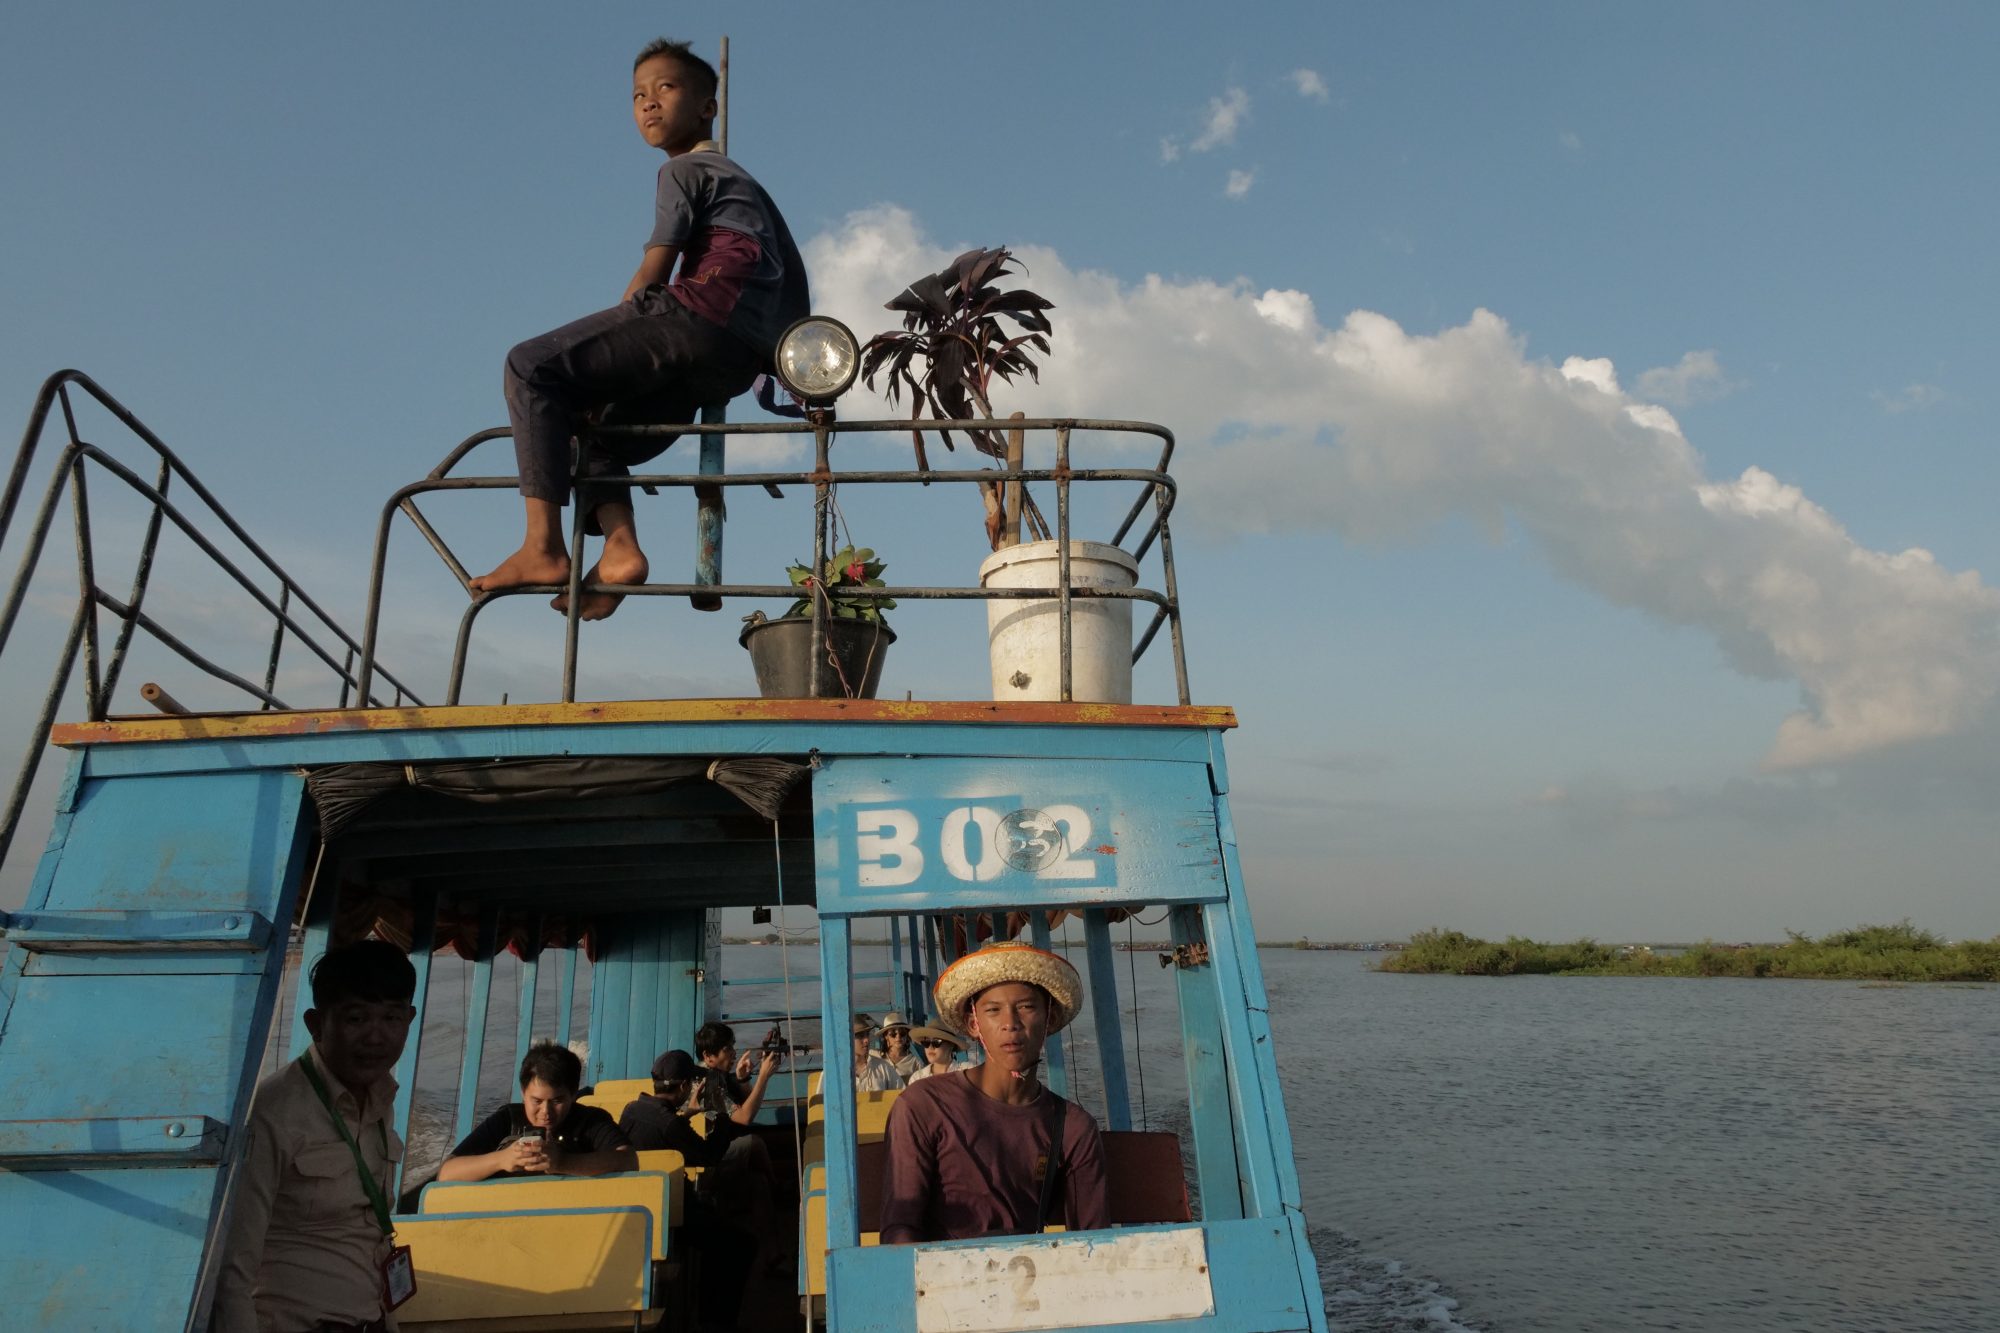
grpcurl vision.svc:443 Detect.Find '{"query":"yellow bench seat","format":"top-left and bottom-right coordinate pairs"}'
top-left (419, 1169), bottom-right (682, 1262)
top-left (394, 1206), bottom-right (653, 1330)
top-left (804, 1087), bottom-right (899, 1144)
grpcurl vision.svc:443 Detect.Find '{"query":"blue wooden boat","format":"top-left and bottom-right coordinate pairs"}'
top-left (0, 365), bottom-right (1328, 1331)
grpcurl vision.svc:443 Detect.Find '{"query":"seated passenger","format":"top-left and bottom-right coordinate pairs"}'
top-left (693, 1020), bottom-right (782, 1139)
top-left (903, 1020), bottom-right (965, 1084)
top-left (618, 1049), bottom-right (723, 1166)
top-left (851, 1015), bottom-right (906, 1091)
top-left (616, 1051), bottom-right (754, 1330)
top-left (879, 1011), bottom-right (922, 1079)
top-left (880, 943), bottom-right (1108, 1243)
top-left (437, 1041), bottom-right (631, 1181)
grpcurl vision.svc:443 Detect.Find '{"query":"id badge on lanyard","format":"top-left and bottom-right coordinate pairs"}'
top-left (383, 1244), bottom-right (417, 1310)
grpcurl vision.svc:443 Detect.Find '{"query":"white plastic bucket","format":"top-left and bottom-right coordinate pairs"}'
top-left (977, 540), bottom-right (1138, 703)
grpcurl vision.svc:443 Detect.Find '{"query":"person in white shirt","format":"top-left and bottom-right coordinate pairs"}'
top-left (852, 1015), bottom-right (905, 1091)
top-left (878, 1012), bottom-right (922, 1079)
top-left (903, 1021), bottom-right (965, 1083)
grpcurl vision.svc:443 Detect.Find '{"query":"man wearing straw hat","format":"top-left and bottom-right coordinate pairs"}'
top-left (880, 943), bottom-right (1108, 1243)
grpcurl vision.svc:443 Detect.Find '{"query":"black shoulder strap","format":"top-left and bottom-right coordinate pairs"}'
top-left (1031, 1091), bottom-right (1068, 1234)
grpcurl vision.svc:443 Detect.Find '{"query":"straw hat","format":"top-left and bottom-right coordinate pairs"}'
top-left (933, 942), bottom-right (1082, 1035)
top-left (879, 1012), bottom-right (911, 1033)
top-left (908, 1023), bottom-right (965, 1051)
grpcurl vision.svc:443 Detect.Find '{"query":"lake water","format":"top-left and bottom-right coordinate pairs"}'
top-left (1264, 949), bottom-right (1999, 1332)
top-left (316, 940), bottom-right (1998, 1332)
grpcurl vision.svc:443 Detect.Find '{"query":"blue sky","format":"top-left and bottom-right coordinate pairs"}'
top-left (4, 2), bottom-right (1997, 940)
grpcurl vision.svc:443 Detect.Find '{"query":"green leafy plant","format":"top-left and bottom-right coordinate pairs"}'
top-left (860, 245), bottom-right (1056, 548)
top-left (784, 545), bottom-right (894, 624)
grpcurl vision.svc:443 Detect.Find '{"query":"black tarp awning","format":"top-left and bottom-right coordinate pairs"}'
top-left (305, 755), bottom-right (811, 842)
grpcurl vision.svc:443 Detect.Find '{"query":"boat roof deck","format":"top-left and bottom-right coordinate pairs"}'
top-left (50, 698), bottom-right (1236, 747)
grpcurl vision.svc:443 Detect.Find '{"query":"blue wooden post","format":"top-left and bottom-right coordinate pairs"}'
top-left (453, 907), bottom-right (499, 1141)
top-left (1172, 903), bottom-right (1244, 1220)
top-left (585, 950), bottom-right (604, 1085)
top-left (888, 915), bottom-right (904, 1015)
top-left (820, 917), bottom-right (859, 1248)
top-left (906, 912), bottom-right (928, 1017)
top-left (922, 914), bottom-right (942, 1000)
top-left (513, 920), bottom-right (542, 1071)
top-left (287, 865), bottom-right (336, 1059)
top-left (1199, 900), bottom-right (1283, 1218)
top-left (556, 945), bottom-right (578, 1049)
top-left (1083, 908), bottom-right (1132, 1130)
top-left (692, 403), bottom-right (725, 610)
top-left (1213, 767), bottom-right (1323, 1308)
top-left (1028, 910), bottom-right (1068, 1098)
top-left (595, 933), bottom-right (633, 1083)
top-left (391, 888), bottom-right (438, 1195)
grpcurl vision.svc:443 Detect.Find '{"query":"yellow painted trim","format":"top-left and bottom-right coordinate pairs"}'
top-left (51, 698), bottom-right (1236, 747)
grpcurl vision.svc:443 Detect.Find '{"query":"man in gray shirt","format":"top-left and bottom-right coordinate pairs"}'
top-left (215, 941), bottom-right (417, 1332)
top-left (471, 38), bottom-right (809, 621)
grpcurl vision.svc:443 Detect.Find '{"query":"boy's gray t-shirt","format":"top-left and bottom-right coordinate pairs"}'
top-left (646, 147), bottom-right (810, 359)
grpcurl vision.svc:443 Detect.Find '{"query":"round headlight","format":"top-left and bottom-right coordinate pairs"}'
top-left (774, 316), bottom-right (860, 405)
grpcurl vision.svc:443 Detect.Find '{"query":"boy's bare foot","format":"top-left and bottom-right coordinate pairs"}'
top-left (552, 538), bottom-right (649, 621)
top-left (469, 546), bottom-right (571, 593)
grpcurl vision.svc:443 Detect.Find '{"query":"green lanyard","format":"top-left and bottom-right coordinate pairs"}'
top-left (299, 1055), bottom-right (396, 1237)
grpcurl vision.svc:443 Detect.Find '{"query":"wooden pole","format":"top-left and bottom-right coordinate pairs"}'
top-left (1001, 411), bottom-right (1025, 547)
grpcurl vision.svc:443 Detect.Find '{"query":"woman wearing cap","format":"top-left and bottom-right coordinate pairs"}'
top-left (879, 1012), bottom-right (922, 1079)
top-left (903, 1021), bottom-right (964, 1084)
top-left (879, 943), bottom-right (1108, 1243)
top-left (618, 1049), bottom-right (725, 1166)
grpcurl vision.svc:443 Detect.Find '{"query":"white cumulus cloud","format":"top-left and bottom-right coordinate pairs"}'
top-left (803, 207), bottom-right (2000, 771)
top-left (1289, 69), bottom-right (1330, 102)
top-left (1190, 87), bottom-right (1250, 153)
top-left (1224, 168), bottom-right (1257, 199)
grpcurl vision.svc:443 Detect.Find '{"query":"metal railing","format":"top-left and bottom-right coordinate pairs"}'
top-left (0, 370), bottom-right (424, 866)
top-left (355, 413), bottom-right (1189, 708)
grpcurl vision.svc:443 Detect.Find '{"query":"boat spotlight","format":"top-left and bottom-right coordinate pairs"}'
top-left (773, 316), bottom-right (861, 406)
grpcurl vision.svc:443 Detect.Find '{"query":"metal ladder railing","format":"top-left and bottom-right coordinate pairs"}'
top-left (356, 413), bottom-right (1188, 707)
top-left (0, 369), bottom-right (424, 868)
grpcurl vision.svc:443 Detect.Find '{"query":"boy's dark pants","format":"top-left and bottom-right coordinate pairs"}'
top-left (503, 287), bottom-right (762, 530)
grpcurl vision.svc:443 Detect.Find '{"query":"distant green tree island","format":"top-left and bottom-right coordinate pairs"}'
top-left (1377, 921), bottom-right (1998, 982)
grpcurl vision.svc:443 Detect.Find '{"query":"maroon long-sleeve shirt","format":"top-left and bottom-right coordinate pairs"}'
top-left (879, 1069), bottom-right (1108, 1243)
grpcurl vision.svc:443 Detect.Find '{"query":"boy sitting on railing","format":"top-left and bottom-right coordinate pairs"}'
top-left (470, 37), bottom-right (809, 621)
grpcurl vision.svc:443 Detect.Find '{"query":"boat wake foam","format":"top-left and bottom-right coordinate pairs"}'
top-left (1310, 1224), bottom-right (1484, 1332)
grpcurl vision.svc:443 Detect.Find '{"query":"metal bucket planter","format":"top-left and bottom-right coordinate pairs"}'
top-left (739, 614), bottom-right (896, 700)
top-left (977, 540), bottom-right (1138, 703)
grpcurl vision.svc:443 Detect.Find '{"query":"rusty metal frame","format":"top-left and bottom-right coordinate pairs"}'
top-left (354, 414), bottom-right (1186, 707)
top-left (0, 370), bottom-right (423, 866)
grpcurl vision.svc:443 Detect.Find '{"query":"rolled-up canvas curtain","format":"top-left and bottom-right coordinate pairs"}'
top-left (304, 754), bottom-right (811, 841)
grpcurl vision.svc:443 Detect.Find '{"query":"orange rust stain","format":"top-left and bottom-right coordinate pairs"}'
top-left (50, 698), bottom-right (1237, 746)
top-left (1094, 844), bottom-right (1119, 855)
